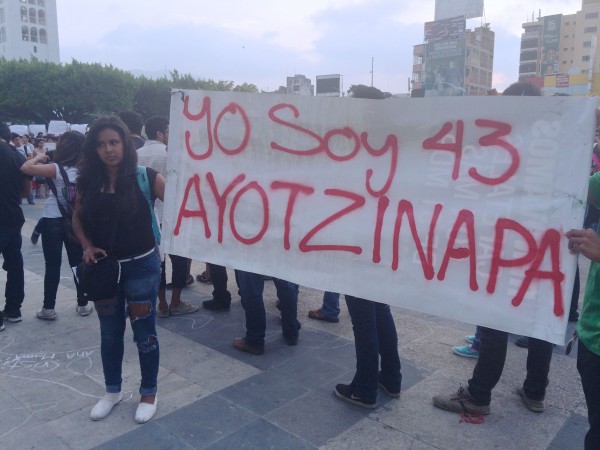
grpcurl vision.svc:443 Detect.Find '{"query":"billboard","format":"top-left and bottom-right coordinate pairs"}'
top-left (423, 17), bottom-right (466, 96)
top-left (435, 0), bottom-right (484, 21)
top-left (316, 74), bottom-right (342, 96)
top-left (541, 14), bottom-right (561, 76)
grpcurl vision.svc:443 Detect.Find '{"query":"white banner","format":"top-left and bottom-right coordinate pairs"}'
top-left (162, 90), bottom-right (599, 344)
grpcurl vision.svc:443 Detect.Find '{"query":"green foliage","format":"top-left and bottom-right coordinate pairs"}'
top-left (347, 84), bottom-right (392, 99)
top-left (0, 59), bottom-right (261, 125)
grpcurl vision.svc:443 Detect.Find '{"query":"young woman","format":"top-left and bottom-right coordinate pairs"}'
top-left (20, 131), bottom-right (93, 320)
top-left (33, 139), bottom-right (50, 198)
top-left (72, 117), bottom-right (164, 424)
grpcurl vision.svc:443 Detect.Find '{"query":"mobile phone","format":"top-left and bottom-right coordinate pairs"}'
top-left (94, 253), bottom-right (108, 261)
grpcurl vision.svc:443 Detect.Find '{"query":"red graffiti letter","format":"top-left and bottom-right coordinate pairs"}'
top-left (372, 196), bottom-right (390, 263)
top-left (437, 209), bottom-right (478, 291)
top-left (268, 103), bottom-right (324, 155)
top-left (206, 172), bottom-right (246, 244)
top-left (422, 121), bottom-right (464, 181)
top-left (361, 132), bottom-right (399, 197)
top-left (183, 95), bottom-right (213, 160)
top-left (299, 189), bottom-right (365, 254)
top-left (214, 103), bottom-right (251, 156)
top-left (229, 181), bottom-right (269, 245)
top-left (174, 174), bottom-right (211, 238)
top-left (271, 181), bottom-right (315, 250)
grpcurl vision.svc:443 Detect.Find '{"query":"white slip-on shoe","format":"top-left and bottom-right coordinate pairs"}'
top-left (90, 392), bottom-right (123, 420)
top-left (135, 397), bottom-right (158, 424)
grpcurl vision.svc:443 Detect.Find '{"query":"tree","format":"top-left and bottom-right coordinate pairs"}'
top-left (347, 84), bottom-right (392, 99)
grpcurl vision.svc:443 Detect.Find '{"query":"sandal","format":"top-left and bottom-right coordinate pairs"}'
top-left (196, 272), bottom-right (212, 284)
top-left (308, 309), bottom-right (339, 323)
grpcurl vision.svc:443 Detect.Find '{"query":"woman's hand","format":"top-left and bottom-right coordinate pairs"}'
top-left (566, 228), bottom-right (600, 262)
top-left (82, 247), bottom-right (108, 264)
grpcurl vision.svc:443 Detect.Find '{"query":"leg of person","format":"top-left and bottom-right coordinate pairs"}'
top-left (375, 301), bottom-right (401, 397)
top-left (569, 265), bottom-right (580, 322)
top-left (273, 278), bottom-right (300, 345)
top-left (91, 291), bottom-right (127, 420)
top-left (234, 270), bottom-right (266, 354)
top-left (38, 218), bottom-right (64, 320)
top-left (2, 224), bottom-right (25, 322)
top-left (336, 295), bottom-right (378, 407)
top-left (578, 341), bottom-right (600, 450)
top-left (520, 337), bottom-right (553, 412)
top-left (64, 230), bottom-right (93, 316)
top-left (203, 263), bottom-right (232, 311)
top-left (31, 217), bottom-right (43, 244)
top-left (157, 260), bottom-right (169, 317)
top-left (122, 251), bottom-right (161, 424)
top-left (309, 291), bottom-right (340, 323)
top-left (169, 255), bottom-right (198, 315)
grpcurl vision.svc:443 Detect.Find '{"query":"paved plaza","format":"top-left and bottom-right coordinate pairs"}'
top-left (0, 204), bottom-right (589, 449)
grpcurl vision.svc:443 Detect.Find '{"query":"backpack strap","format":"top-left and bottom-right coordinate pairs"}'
top-left (136, 166), bottom-right (161, 244)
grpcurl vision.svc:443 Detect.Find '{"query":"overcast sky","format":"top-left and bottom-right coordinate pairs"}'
top-left (56, 0), bottom-right (582, 94)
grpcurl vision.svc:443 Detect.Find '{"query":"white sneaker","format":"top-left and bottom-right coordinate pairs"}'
top-left (36, 308), bottom-right (57, 320)
top-left (90, 392), bottom-right (123, 420)
top-left (77, 304), bottom-right (94, 316)
top-left (135, 397), bottom-right (158, 424)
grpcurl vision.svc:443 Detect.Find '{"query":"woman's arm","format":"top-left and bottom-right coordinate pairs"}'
top-left (72, 194), bottom-right (106, 264)
top-left (20, 154), bottom-right (57, 178)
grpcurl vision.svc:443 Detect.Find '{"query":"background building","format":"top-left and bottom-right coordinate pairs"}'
top-left (0, 0), bottom-right (59, 63)
top-left (519, 0), bottom-right (600, 95)
top-left (316, 74), bottom-right (342, 97)
top-left (286, 74), bottom-right (314, 96)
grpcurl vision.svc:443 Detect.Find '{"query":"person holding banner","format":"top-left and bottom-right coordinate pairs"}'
top-left (432, 81), bottom-right (554, 417)
top-left (72, 117), bottom-right (163, 424)
top-left (233, 271), bottom-right (300, 354)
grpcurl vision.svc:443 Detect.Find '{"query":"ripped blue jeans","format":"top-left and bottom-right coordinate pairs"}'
top-left (95, 250), bottom-right (160, 397)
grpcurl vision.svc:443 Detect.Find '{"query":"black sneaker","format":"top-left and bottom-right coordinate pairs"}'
top-left (378, 381), bottom-right (401, 398)
top-left (186, 274), bottom-right (194, 287)
top-left (284, 335), bottom-right (298, 346)
top-left (0, 322), bottom-right (5, 332)
top-left (3, 311), bottom-right (22, 323)
top-left (31, 230), bottom-right (41, 245)
top-left (202, 299), bottom-right (230, 311)
top-left (334, 384), bottom-right (376, 409)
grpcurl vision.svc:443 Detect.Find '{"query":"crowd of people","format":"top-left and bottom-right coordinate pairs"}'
top-left (0, 82), bottom-right (599, 448)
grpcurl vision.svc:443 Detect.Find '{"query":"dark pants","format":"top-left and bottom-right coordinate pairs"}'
top-left (0, 224), bottom-right (25, 316)
top-left (345, 295), bottom-right (402, 401)
top-left (41, 217), bottom-right (87, 308)
top-left (236, 270), bottom-right (300, 348)
top-left (160, 255), bottom-right (189, 289)
top-left (467, 327), bottom-right (552, 405)
top-left (578, 341), bottom-right (600, 450)
top-left (208, 263), bottom-right (231, 304)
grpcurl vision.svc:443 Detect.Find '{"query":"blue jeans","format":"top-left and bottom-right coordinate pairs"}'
top-left (236, 270), bottom-right (300, 348)
top-left (578, 341), bottom-right (600, 450)
top-left (0, 224), bottom-right (25, 316)
top-left (467, 327), bottom-right (552, 405)
top-left (321, 291), bottom-right (340, 320)
top-left (471, 326), bottom-right (481, 352)
top-left (209, 263), bottom-right (232, 304)
top-left (345, 295), bottom-right (402, 401)
top-left (41, 217), bottom-right (87, 308)
top-left (95, 250), bottom-right (161, 396)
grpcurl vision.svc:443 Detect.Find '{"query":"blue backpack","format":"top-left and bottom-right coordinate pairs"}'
top-left (136, 166), bottom-right (161, 244)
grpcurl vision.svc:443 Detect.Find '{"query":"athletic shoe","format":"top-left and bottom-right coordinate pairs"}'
top-left (196, 272), bottom-right (212, 284)
top-left (169, 300), bottom-right (199, 316)
top-left (37, 308), bottom-right (57, 320)
top-left (0, 323), bottom-right (5, 332)
top-left (233, 337), bottom-right (264, 355)
top-left (515, 337), bottom-right (529, 348)
top-left (517, 387), bottom-right (544, 413)
top-left (77, 304), bottom-right (94, 316)
top-left (465, 335), bottom-right (476, 344)
top-left (3, 311), bottom-right (22, 323)
top-left (334, 384), bottom-right (376, 409)
top-left (202, 299), bottom-right (230, 311)
top-left (378, 381), bottom-right (401, 398)
top-left (452, 344), bottom-right (479, 358)
top-left (432, 386), bottom-right (490, 415)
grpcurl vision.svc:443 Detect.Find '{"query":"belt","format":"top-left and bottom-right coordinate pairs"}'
top-left (117, 247), bottom-right (155, 264)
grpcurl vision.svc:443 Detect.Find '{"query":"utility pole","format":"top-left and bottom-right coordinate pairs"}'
top-left (371, 57), bottom-right (374, 87)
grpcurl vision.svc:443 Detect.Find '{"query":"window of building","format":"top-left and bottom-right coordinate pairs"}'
top-left (0, 7), bottom-right (4, 23)
top-left (584, 26), bottom-right (598, 33)
top-left (28, 7), bottom-right (36, 23)
top-left (37, 0), bottom-right (45, 5)
top-left (585, 12), bottom-right (598, 19)
top-left (20, 6), bottom-right (27, 21)
top-left (21, 25), bottom-right (28, 41)
top-left (39, 28), bottom-right (46, 43)
top-left (38, 9), bottom-right (45, 25)
top-left (563, 48), bottom-right (568, 51)
top-left (583, 55), bottom-right (591, 61)
top-left (521, 38), bottom-right (538, 50)
top-left (30, 26), bottom-right (37, 42)
top-left (584, 41), bottom-right (592, 47)
top-left (562, 60), bottom-right (567, 64)
top-left (28, 0), bottom-right (34, 4)
top-left (0, 27), bottom-right (5, 43)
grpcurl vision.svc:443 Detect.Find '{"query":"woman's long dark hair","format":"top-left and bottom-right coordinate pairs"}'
top-left (77, 116), bottom-right (140, 232)
top-left (53, 131), bottom-right (85, 167)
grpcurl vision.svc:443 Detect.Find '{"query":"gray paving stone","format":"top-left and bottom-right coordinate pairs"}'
top-left (92, 422), bottom-right (194, 450)
top-left (547, 413), bottom-right (587, 450)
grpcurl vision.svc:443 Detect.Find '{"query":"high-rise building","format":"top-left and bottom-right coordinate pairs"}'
top-left (519, 0), bottom-right (600, 95)
top-left (411, 22), bottom-right (494, 97)
top-left (0, 0), bottom-right (59, 63)
top-left (286, 74), bottom-right (314, 96)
